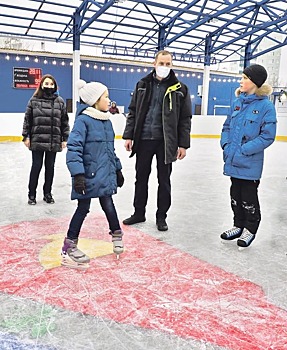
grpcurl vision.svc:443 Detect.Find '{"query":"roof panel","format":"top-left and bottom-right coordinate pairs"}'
top-left (0, 0), bottom-right (286, 65)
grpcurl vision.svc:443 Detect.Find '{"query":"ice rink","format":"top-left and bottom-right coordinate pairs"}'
top-left (0, 137), bottom-right (287, 350)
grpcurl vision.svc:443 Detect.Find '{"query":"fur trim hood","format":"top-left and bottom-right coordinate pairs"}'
top-left (235, 83), bottom-right (273, 97)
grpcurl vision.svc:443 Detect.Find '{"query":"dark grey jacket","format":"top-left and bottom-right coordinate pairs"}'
top-left (22, 94), bottom-right (70, 152)
top-left (123, 69), bottom-right (192, 164)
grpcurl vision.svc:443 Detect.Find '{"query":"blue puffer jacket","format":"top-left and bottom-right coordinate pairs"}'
top-left (220, 85), bottom-right (277, 180)
top-left (66, 102), bottom-right (122, 200)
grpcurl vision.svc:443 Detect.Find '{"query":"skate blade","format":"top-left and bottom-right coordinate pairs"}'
top-left (116, 252), bottom-right (124, 260)
top-left (238, 245), bottom-right (249, 251)
top-left (113, 247), bottom-right (124, 259)
top-left (220, 239), bottom-right (235, 245)
top-left (61, 258), bottom-right (89, 270)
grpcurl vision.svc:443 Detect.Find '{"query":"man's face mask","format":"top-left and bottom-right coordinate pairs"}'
top-left (155, 66), bottom-right (170, 79)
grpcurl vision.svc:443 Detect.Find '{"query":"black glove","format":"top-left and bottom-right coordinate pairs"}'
top-left (116, 170), bottom-right (124, 188)
top-left (74, 174), bottom-right (86, 194)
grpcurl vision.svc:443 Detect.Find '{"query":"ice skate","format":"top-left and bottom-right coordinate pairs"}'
top-left (111, 230), bottom-right (124, 259)
top-left (220, 227), bottom-right (243, 241)
top-left (61, 237), bottom-right (90, 269)
top-left (237, 228), bottom-right (255, 250)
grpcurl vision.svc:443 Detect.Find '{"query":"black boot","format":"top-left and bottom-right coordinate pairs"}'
top-left (28, 196), bottom-right (36, 205)
top-left (156, 218), bottom-right (168, 231)
top-left (43, 193), bottom-right (55, 204)
top-left (123, 214), bottom-right (146, 225)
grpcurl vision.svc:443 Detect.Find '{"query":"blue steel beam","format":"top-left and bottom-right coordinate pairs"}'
top-left (73, 9), bottom-right (81, 51)
top-left (210, 14), bottom-right (287, 54)
top-left (79, 0), bottom-right (115, 33)
top-left (244, 42), bottom-right (252, 68)
top-left (138, 0), bottom-right (204, 53)
top-left (251, 37), bottom-right (287, 59)
top-left (164, 0), bottom-right (252, 46)
top-left (0, 3), bottom-right (72, 18)
top-left (99, 3), bottom-right (138, 45)
top-left (204, 35), bottom-right (212, 66)
top-left (25, 0), bottom-right (45, 36)
top-left (157, 25), bottom-right (166, 51)
top-left (0, 14), bottom-right (67, 27)
top-left (0, 0), bottom-right (286, 66)
top-left (208, 1), bottom-right (285, 53)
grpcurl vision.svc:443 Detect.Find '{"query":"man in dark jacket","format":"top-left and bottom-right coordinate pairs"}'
top-left (122, 50), bottom-right (192, 231)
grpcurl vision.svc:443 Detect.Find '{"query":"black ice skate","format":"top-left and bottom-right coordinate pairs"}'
top-left (220, 227), bottom-right (243, 240)
top-left (237, 229), bottom-right (255, 249)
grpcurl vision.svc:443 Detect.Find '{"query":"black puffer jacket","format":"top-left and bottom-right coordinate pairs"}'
top-left (123, 69), bottom-right (192, 164)
top-left (22, 94), bottom-right (70, 152)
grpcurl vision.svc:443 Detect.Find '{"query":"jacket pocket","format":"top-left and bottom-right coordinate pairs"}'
top-left (85, 163), bottom-right (97, 179)
top-left (243, 115), bottom-right (260, 140)
top-left (232, 151), bottom-right (251, 169)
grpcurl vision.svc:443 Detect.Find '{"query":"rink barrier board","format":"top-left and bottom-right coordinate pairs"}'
top-left (1, 135), bottom-right (287, 142)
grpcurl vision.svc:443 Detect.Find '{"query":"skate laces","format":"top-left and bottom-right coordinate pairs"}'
top-left (224, 227), bottom-right (242, 238)
top-left (239, 229), bottom-right (254, 243)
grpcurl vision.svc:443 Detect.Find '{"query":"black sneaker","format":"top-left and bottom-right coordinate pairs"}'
top-left (43, 193), bottom-right (55, 204)
top-left (156, 218), bottom-right (168, 231)
top-left (28, 196), bottom-right (36, 205)
top-left (123, 214), bottom-right (146, 225)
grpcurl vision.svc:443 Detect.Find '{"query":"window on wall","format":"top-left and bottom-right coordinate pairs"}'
top-left (66, 99), bottom-right (72, 113)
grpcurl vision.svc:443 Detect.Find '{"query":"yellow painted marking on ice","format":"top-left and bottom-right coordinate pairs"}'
top-left (39, 234), bottom-right (114, 270)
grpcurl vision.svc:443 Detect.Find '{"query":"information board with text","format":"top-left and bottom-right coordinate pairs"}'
top-left (13, 67), bottom-right (42, 89)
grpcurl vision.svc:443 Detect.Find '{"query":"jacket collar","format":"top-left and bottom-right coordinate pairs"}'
top-left (75, 102), bottom-right (111, 120)
top-left (82, 107), bottom-right (111, 120)
top-left (235, 83), bottom-right (273, 98)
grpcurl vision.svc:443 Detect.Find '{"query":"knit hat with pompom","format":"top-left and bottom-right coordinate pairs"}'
top-left (76, 79), bottom-right (107, 106)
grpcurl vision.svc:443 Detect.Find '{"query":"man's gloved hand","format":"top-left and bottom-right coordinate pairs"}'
top-left (116, 170), bottom-right (124, 188)
top-left (74, 174), bottom-right (86, 194)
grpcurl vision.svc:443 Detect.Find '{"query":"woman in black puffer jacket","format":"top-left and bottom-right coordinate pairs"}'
top-left (22, 74), bottom-right (70, 205)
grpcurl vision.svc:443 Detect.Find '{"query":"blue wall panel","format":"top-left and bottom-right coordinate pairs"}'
top-left (0, 53), bottom-right (240, 115)
top-left (0, 54), bottom-right (72, 113)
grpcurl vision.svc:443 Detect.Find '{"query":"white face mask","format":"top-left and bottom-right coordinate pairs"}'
top-left (155, 66), bottom-right (170, 79)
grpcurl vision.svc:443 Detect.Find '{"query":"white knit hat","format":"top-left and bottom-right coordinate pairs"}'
top-left (76, 79), bottom-right (107, 106)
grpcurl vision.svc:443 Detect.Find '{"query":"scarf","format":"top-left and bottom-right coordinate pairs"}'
top-left (82, 107), bottom-right (112, 120)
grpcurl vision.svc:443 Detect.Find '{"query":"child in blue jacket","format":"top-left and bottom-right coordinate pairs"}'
top-left (62, 80), bottom-right (125, 268)
top-left (220, 64), bottom-right (277, 248)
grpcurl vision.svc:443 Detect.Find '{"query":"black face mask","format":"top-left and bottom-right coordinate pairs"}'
top-left (43, 87), bottom-right (54, 95)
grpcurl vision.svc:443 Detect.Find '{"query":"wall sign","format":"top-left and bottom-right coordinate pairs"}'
top-left (13, 67), bottom-right (42, 89)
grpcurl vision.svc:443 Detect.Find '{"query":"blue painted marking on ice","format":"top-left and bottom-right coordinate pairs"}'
top-left (0, 332), bottom-right (57, 350)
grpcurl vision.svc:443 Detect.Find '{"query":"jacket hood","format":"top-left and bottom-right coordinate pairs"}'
top-left (76, 101), bottom-right (90, 117)
top-left (235, 83), bottom-right (273, 97)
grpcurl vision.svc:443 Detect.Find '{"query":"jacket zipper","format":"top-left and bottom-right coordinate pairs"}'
top-left (51, 100), bottom-right (54, 151)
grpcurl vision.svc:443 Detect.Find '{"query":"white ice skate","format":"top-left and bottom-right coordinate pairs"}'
top-left (111, 230), bottom-right (124, 260)
top-left (61, 238), bottom-right (90, 269)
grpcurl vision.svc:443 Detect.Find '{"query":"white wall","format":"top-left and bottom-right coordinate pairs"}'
top-left (1, 113), bottom-right (286, 140)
